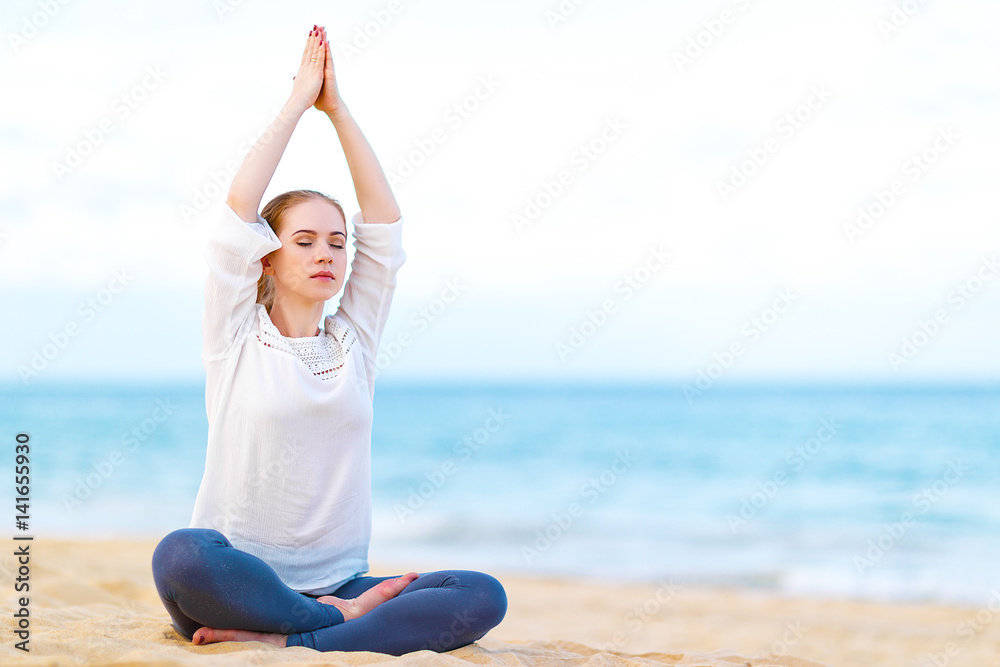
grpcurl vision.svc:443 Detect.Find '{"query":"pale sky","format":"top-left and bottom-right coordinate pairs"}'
top-left (2, 0), bottom-right (998, 384)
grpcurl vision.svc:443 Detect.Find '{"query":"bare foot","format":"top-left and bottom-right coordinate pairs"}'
top-left (189, 572), bottom-right (418, 647)
top-left (316, 572), bottom-right (419, 621)
top-left (191, 626), bottom-right (287, 647)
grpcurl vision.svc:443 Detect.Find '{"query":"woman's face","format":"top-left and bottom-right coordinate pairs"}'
top-left (263, 198), bottom-right (348, 304)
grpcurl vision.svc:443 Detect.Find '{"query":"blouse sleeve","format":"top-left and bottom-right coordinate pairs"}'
top-left (334, 211), bottom-right (407, 379)
top-left (201, 201), bottom-right (282, 364)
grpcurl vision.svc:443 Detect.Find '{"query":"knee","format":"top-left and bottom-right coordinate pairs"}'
top-left (460, 570), bottom-right (507, 634)
top-left (151, 528), bottom-right (228, 588)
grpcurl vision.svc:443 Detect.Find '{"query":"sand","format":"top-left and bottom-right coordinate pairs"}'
top-left (0, 538), bottom-right (996, 666)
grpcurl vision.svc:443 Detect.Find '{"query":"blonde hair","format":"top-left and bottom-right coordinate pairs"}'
top-left (256, 189), bottom-right (346, 313)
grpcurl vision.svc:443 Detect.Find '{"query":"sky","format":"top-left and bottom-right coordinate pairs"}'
top-left (1, 0), bottom-right (998, 385)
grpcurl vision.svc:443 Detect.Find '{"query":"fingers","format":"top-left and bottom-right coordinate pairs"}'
top-left (307, 29), bottom-right (317, 66)
top-left (311, 27), bottom-right (322, 69)
top-left (300, 25), bottom-right (325, 68)
top-left (315, 26), bottom-right (331, 71)
top-left (323, 33), bottom-right (334, 74)
top-left (299, 25), bottom-right (316, 67)
top-left (293, 26), bottom-right (324, 80)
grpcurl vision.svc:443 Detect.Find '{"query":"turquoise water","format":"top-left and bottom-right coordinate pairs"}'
top-left (2, 379), bottom-right (998, 605)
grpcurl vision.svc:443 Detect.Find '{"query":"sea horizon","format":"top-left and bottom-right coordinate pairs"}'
top-left (3, 377), bottom-right (998, 607)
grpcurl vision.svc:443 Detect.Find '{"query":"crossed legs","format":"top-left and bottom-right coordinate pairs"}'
top-left (151, 528), bottom-right (506, 655)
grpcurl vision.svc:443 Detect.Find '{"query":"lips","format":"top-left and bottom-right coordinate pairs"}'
top-left (311, 271), bottom-right (334, 280)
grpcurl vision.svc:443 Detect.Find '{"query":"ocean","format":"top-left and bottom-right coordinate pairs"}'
top-left (3, 379), bottom-right (998, 606)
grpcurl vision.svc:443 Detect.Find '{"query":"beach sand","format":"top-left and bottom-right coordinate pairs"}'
top-left (0, 537), bottom-right (996, 666)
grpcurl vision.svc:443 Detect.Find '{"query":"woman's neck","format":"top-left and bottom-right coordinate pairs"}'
top-left (268, 298), bottom-right (325, 337)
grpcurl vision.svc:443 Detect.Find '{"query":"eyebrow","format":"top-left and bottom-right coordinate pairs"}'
top-left (291, 229), bottom-right (346, 237)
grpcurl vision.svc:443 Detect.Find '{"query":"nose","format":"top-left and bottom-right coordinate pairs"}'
top-left (316, 243), bottom-right (334, 263)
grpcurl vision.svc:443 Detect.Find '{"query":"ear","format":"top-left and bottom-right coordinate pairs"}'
top-left (261, 256), bottom-right (272, 274)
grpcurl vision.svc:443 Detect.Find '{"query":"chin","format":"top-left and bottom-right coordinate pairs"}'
top-left (315, 283), bottom-right (342, 298)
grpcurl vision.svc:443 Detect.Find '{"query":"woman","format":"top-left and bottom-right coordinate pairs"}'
top-left (151, 25), bottom-right (506, 655)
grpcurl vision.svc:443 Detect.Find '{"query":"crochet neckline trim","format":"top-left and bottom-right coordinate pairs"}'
top-left (255, 304), bottom-right (358, 380)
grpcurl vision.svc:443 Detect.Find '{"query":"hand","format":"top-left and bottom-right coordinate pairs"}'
top-left (313, 26), bottom-right (345, 115)
top-left (287, 26), bottom-right (326, 113)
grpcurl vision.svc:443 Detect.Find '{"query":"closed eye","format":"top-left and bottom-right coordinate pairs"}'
top-left (296, 242), bottom-right (344, 249)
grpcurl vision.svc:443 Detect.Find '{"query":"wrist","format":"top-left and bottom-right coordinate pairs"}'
top-left (323, 102), bottom-right (350, 123)
top-left (281, 97), bottom-right (311, 120)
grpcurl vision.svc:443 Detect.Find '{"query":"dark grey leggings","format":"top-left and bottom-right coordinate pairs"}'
top-left (151, 528), bottom-right (507, 655)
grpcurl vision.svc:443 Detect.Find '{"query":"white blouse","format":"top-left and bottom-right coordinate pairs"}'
top-left (188, 200), bottom-right (406, 594)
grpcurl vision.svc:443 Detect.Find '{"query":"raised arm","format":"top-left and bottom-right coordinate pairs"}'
top-left (314, 26), bottom-right (401, 225)
top-left (226, 27), bottom-right (327, 222)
